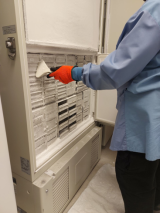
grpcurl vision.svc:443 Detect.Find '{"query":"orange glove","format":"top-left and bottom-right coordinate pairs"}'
top-left (47, 66), bottom-right (76, 84)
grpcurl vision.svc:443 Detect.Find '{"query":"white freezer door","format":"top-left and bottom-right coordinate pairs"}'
top-left (95, 54), bottom-right (117, 125)
top-left (23, 0), bottom-right (101, 52)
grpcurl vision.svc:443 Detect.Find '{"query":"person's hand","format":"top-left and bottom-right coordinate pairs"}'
top-left (47, 66), bottom-right (75, 84)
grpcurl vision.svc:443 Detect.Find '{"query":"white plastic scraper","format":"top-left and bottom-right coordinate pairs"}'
top-left (36, 60), bottom-right (52, 78)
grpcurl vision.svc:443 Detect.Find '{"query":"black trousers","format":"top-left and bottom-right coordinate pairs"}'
top-left (115, 151), bottom-right (160, 213)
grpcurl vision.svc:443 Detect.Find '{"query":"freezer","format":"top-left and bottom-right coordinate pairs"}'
top-left (0, 0), bottom-right (127, 212)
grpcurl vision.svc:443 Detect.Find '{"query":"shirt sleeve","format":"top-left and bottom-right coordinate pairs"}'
top-left (82, 11), bottom-right (160, 90)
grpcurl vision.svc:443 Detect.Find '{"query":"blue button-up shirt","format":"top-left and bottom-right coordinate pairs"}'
top-left (73, 0), bottom-right (160, 161)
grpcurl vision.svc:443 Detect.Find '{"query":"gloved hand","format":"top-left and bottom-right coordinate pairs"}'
top-left (47, 66), bottom-right (83, 84)
top-left (47, 66), bottom-right (75, 84)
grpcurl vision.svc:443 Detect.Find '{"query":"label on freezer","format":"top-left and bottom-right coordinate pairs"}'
top-left (20, 157), bottom-right (31, 175)
top-left (3, 25), bottom-right (16, 35)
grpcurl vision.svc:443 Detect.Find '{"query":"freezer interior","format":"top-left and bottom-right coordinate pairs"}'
top-left (28, 53), bottom-right (96, 169)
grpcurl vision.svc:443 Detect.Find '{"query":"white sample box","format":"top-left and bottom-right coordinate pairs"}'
top-left (46, 128), bottom-right (57, 146)
top-left (27, 54), bottom-right (40, 64)
top-left (32, 99), bottom-right (44, 109)
top-left (44, 95), bottom-right (57, 105)
top-left (30, 82), bottom-right (43, 93)
top-left (34, 123), bottom-right (45, 140)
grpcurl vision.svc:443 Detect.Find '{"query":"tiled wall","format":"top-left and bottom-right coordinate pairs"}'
top-left (27, 53), bottom-right (92, 156)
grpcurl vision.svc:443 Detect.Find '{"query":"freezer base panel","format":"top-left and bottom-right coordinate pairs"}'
top-left (14, 126), bottom-right (102, 213)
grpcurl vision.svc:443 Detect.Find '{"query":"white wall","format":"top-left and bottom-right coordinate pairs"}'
top-left (0, 97), bottom-right (17, 213)
top-left (23, 0), bottom-right (101, 51)
top-left (107, 0), bottom-right (143, 53)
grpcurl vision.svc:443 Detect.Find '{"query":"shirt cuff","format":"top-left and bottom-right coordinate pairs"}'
top-left (71, 67), bottom-right (83, 81)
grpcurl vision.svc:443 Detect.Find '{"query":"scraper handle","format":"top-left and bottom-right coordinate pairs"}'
top-left (47, 66), bottom-right (61, 78)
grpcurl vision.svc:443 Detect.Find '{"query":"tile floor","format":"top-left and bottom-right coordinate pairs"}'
top-left (63, 141), bottom-right (117, 213)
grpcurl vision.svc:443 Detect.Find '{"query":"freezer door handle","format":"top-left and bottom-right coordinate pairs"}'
top-left (5, 37), bottom-right (16, 60)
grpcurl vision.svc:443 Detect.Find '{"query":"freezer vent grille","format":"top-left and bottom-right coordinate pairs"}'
top-left (53, 168), bottom-right (69, 213)
top-left (91, 135), bottom-right (99, 168)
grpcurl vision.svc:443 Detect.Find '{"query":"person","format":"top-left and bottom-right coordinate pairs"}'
top-left (48, 0), bottom-right (160, 212)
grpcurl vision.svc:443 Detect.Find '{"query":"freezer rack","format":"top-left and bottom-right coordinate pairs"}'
top-left (27, 53), bottom-right (92, 156)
